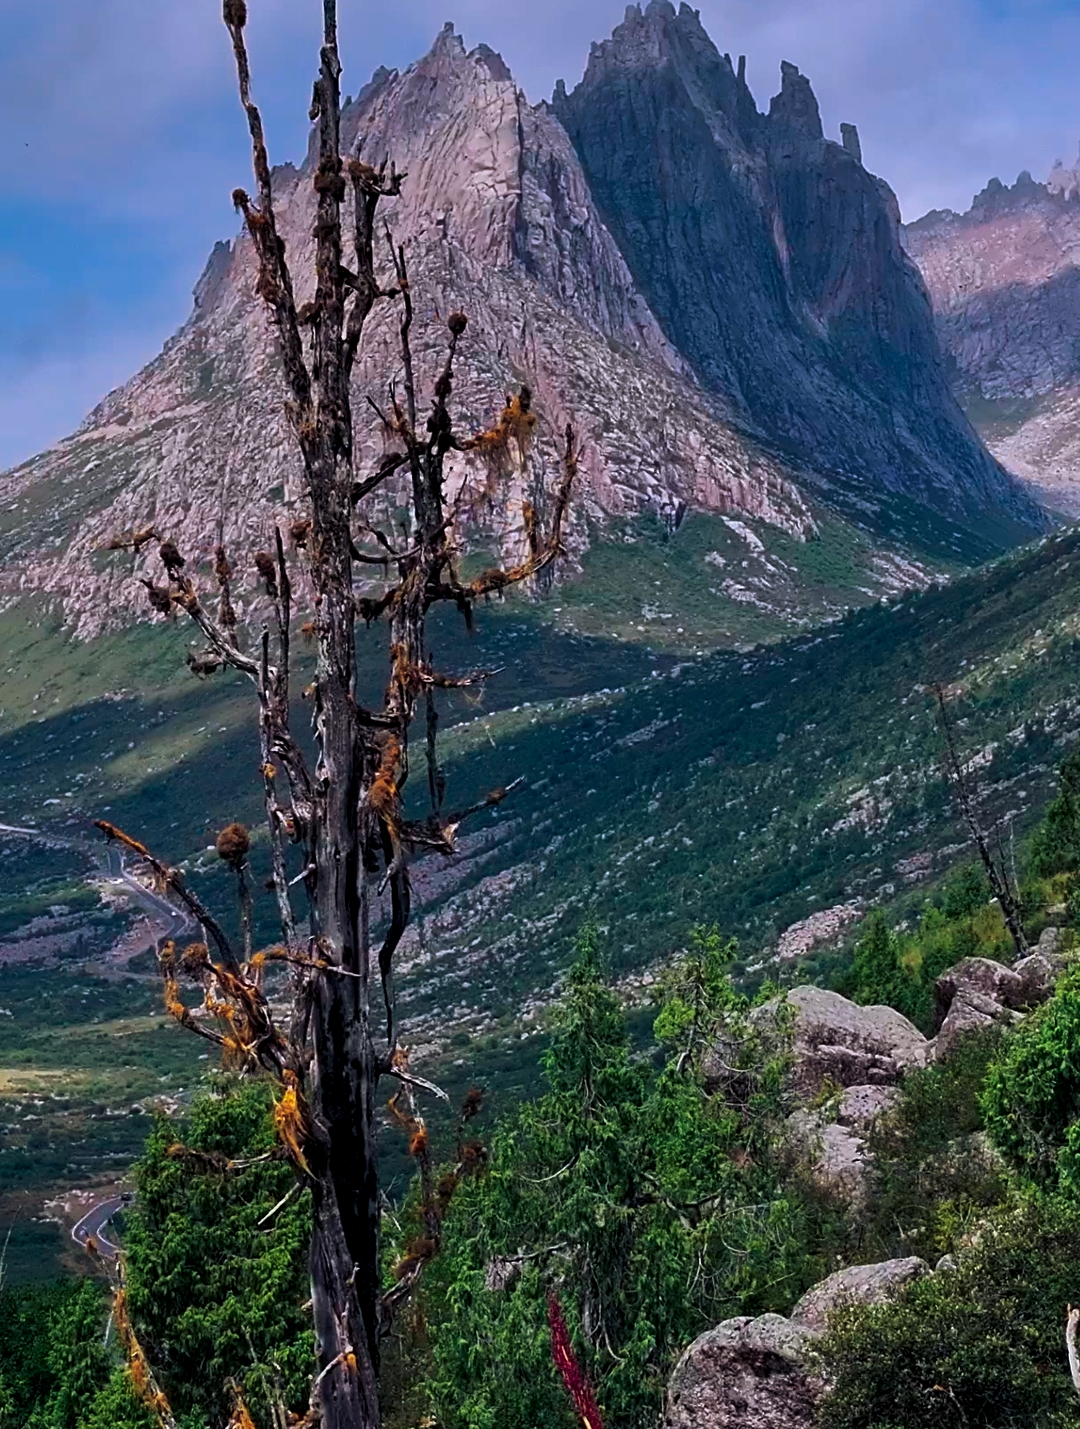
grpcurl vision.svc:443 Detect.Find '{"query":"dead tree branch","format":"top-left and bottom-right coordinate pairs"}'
top-left (94, 2), bottom-right (578, 1424)
top-left (933, 684), bottom-right (1027, 956)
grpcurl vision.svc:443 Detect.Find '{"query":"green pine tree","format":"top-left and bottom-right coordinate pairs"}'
top-left (45, 1280), bottom-right (110, 1429)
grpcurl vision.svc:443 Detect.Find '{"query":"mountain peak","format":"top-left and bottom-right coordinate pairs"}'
top-left (0, 7), bottom-right (1046, 643)
top-left (767, 60), bottom-right (823, 141)
top-left (431, 20), bottom-right (465, 58)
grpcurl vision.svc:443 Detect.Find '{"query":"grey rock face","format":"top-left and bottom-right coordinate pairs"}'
top-left (931, 943), bottom-right (1067, 1055)
top-left (744, 985), bottom-right (929, 1096)
top-left (0, 24), bottom-right (812, 637)
top-left (785, 1083), bottom-right (898, 1205)
top-left (933, 957), bottom-right (1025, 1027)
top-left (840, 123), bottom-right (862, 164)
top-left (786, 1111), bottom-right (871, 1204)
top-left (838, 1082), bottom-right (898, 1127)
top-left (663, 1313), bottom-right (825, 1429)
top-left (553, 2), bottom-right (1043, 546)
top-left (1013, 937), bottom-right (1067, 1005)
top-left (790, 1256), bottom-right (930, 1331)
top-left (935, 990), bottom-right (1021, 1050)
top-left (905, 171), bottom-right (1080, 514)
top-left (666, 1254), bottom-right (933, 1426)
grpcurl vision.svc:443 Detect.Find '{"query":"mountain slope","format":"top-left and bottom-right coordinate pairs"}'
top-left (905, 163), bottom-right (1080, 515)
top-left (6, 520), bottom-right (1080, 1281)
top-left (0, 16), bottom-right (1046, 644)
top-left (551, 0), bottom-right (1042, 548)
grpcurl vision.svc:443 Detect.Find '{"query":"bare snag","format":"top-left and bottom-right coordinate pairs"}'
top-left (91, 2), bottom-right (578, 1425)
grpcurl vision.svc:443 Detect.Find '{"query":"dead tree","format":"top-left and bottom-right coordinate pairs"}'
top-left (95, 2), bottom-right (576, 1425)
top-left (933, 684), bottom-right (1027, 957)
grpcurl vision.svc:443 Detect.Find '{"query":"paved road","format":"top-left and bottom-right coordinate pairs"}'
top-left (102, 845), bottom-right (194, 940)
top-left (0, 820), bottom-right (194, 940)
top-left (71, 1196), bottom-right (127, 1260)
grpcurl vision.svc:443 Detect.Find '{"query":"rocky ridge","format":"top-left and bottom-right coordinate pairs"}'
top-left (905, 159), bottom-right (1080, 514)
top-left (0, 11), bottom-right (1045, 639)
top-left (553, 1), bottom-right (1041, 547)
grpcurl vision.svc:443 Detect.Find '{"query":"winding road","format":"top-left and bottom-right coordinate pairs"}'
top-left (0, 819), bottom-right (194, 941)
top-left (71, 1195), bottom-right (128, 1260)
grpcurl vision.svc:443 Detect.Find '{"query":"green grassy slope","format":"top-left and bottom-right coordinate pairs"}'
top-left (4, 520), bottom-right (1079, 1278)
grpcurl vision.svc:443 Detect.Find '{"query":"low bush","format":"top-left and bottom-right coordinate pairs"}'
top-left (817, 1196), bottom-right (1080, 1428)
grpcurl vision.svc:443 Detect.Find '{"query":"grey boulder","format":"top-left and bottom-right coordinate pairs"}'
top-left (663, 1313), bottom-right (824, 1429)
top-left (791, 1256), bottom-right (931, 1330)
top-left (741, 986), bottom-right (929, 1096)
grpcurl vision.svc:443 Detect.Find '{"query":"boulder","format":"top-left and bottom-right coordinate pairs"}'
top-left (663, 1313), bottom-right (824, 1429)
top-left (786, 1112), bottom-right (870, 1203)
top-left (483, 1255), bottom-right (521, 1292)
top-left (1013, 934), bottom-right (1067, 1006)
top-left (935, 987), bottom-right (1022, 1052)
top-left (933, 957), bottom-right (1024, 1027)
top-left (737, 986), bottom-right (929, 1096)
top-left (785, 1086), bottom-right (896, 1206)
top-left (931, 942), bottom-right (1067, 1056)
top-left (664, 1256), bottom-right (935, 1426)
top-left (790, 1256), bottom-right (931, 1331)
top-left (837, 1083), bottom-right (898, 1128)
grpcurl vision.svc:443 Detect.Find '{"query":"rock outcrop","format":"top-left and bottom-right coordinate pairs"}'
top-left (664, 1255), bottom-right (932, 1427)
top-left (905, 165), bottom-right (1080, 514)
top-left (932, 928), bottom-right (1067, 1053)
top-left (663, 1312), bottom-right (825, 1429)
top-left (553, 1), bottom-right (1043, 547)
top-left (785, 1082), bottom-right (898, 1204)
top-left (743, 985), bottom-right (929, 1097)
top-left (706, 985), bottom-right (928, 1205)
top-left (789, 1255), bottom-right (930, 1330)
top-left (0, 24), bottom-right (812, 638)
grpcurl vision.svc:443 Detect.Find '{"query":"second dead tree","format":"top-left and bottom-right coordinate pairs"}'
top-left (934, 683), bottom-right (1027, 957)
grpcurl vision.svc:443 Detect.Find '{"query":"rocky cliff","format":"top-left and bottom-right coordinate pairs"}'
top-left (0, 12), bottom-right (1045, 639)
top-left (905, 160), bottom-right (1080, 514)
top-left (552, 0), bottom-right (1042, 547)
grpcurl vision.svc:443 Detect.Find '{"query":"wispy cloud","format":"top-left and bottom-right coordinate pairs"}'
top-left (1, 0), bottom-right (1078, 469)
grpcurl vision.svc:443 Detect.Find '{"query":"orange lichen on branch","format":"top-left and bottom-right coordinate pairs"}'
top-left (216, 822), bottom-right (251, 867)
top-left (464, 387), bottom-right (537, 484)
top-left (392, 1234), bottom-right (439, 1282)
top-left (389, 643), bottom-right (425, 702)
top-left (139, 579), bottom-right (174, 616)
top-left (115, 1285), bottom-right (178, 1428)
top-left (273, 1070), bottom-right (311, 1172)
top-left (103, 525), bottom-right (158, 553)
top-left (368, 733), bottom-right (403, 853)
top-left (226, 1382), bottom-right (258, 1429)
top-left (465, 423), bottom-right (577, 599)
top-left (254, 549), bottom-right (279, 595)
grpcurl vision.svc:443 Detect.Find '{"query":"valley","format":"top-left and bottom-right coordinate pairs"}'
top-left (4, 515), bottom-right (1080, 1279)
top-left (2, 0), bottom-right (1080, 1368)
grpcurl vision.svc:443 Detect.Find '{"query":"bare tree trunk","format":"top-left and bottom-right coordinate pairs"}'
top-left (934, 685), bottom-right (1027, 957)
top-left (92, 4), bottom-right (578, 1425)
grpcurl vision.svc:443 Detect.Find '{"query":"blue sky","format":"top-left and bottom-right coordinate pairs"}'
top-left (1, 0), bottom-right (1078, 470)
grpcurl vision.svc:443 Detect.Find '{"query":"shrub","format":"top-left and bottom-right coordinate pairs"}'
top-left (418, 927), bottom-right (842, 1429)
top-left (817, 1197), bottom-right (1080, 1428)
top-left (981, 969), bottom-right (1080, 1194)
top-left (123, 1078), bottom-right (313, 1427)
top-left (859, 1028), bottom-right (1006, 1262)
